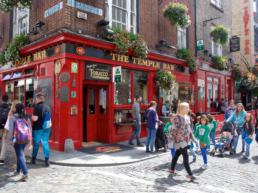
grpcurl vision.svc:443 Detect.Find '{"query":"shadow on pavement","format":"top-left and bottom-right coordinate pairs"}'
top-left (238, 157), bottom-right (251, 164)
top-left (252, 155), bottom-right (258, 164)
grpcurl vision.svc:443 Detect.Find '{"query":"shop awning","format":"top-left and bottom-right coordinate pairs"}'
top-left (11, 72), bottom-right (22, 79)
top-left (2, 74), bottom-right (12, 81)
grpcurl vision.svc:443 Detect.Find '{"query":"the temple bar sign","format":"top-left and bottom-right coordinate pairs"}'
top-left (85, 62), bottom-right (111, 81)
top-left (230, 36), bottom-right (240, 52)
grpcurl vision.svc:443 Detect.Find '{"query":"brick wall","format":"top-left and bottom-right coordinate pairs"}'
top-left (196, 0), bottom-right (232, 60)
top-left (0, 11), bottom-right (10, 52)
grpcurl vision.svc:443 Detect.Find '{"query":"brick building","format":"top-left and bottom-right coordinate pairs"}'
top-left (0, 0), bottom-right (232, 151)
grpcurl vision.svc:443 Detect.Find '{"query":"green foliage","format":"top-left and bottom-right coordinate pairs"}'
top-left (112, 28), bottom-right (148, 58)
top-left (2, 33), bottom-right (29, 63)
top-left (163, 3), bottom-right (191, 28)
top-left (210, 25), bottom-right (228, 45)
top-left (156, 70), bottom-right (175, 90)
top-left (0, 0), bottom-right (31, 11)
top-left (211, 56), bottom-right (227, 70)
top-left (176, 48), bottom-right (196, 72)
top-left (0, 52), bottom-right (6, 65)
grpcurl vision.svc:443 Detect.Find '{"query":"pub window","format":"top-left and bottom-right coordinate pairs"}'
top-left (13, 7), bottom-right (29, 36)
top-left (105, 0), bottom-right (137, 33)
top-left (25, 78), bottom-right (35, 107)
top-left (134, 71), bottom-right (148, 104)
top-left (177, 27), bottom-right (187, 49)
top-left (211, 40), bottom-right (222, 56)
top-left (14, 79), bottom-right (25, 103)
top-left (5, 82), bottom-right (14, 101)
top-left (114, 69), bottom-right (131, 104)
top-left (178, 83), bottom-right (191, 102)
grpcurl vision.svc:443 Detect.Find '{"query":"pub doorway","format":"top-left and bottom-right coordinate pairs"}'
top-left (83, 85), bottom-right (108, 142)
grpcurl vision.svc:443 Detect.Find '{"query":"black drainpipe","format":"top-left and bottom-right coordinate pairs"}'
top-left (194, 0), bottom-right (197, 57)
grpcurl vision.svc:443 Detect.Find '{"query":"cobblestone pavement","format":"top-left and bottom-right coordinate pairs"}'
top-left (1, 142), bottom-right (258, 193)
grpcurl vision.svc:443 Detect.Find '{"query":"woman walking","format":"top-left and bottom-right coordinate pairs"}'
top-left (242, 113), bottom-right (255, 159)
top-left (227, 103), bottom-right (246, 154)
top-left (169, 102), bottom-right (196, 181)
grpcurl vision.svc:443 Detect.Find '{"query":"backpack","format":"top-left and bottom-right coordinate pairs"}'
top-left (42, 111), bottom-right (52, 130)
top-left (14, 118), bottom-right (31, 144)
top-left (0, 104), bottom-right (9, 128)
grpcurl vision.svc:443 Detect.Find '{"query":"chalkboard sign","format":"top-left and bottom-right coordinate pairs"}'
top-left (230, 36), bottom-right (240, 52)
top-left (85, 62), bottom-right (111, 81)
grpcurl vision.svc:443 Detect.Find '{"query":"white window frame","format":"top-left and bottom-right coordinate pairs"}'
top-left (177, 27), bottom-right (187, 49)
top-left (211, 40), bottom-right (222, 56)
top-left (105, 0), bottom-right (137, 33)
top-left (211, 0), bottom-right (222, 9)
top-left (13, 7), bottom-right (30, 36)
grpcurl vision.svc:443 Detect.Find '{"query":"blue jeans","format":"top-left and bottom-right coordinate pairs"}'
top-left (201, 147), bottom-right (208, 164)
top-left (129, 120), bottom-right (141, 145)
top-left (233, 132), bottom-right (245, 152)
top-left (171, 147), bottom-right (175, 158)
top-left (210, 132), bottom-right (216, 145)
top-left (14, 143), bottom-right (28, 175)
top-left (146, 128), bottom-right (157, 152)
top-left (189, 142), bottom-right (196, 158)
top-left (32, 128), bottom-right (51, 159)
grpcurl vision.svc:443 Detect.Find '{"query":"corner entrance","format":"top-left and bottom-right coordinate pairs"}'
top-left (83, 85), bottom-right (108, 143)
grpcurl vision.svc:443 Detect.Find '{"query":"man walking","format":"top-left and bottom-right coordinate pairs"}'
top-left (128, 96), bottom-right (144, 146)
top-left (31, 92), bottom-right (52, 167)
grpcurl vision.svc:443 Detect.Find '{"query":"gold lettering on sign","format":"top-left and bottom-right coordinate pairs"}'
top-left (33, 50), bottom-right (47, 61)
top-left (15, 55), bottom-right (32, 66)
top-left (111, 53), bottom-right (173, 70)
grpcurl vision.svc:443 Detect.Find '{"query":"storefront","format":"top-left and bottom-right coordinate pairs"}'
top-left (0, 32), bottom-right (194, 151)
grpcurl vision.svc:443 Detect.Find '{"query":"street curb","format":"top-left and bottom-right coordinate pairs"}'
top-left (26, 152), bottom-right (169, 167)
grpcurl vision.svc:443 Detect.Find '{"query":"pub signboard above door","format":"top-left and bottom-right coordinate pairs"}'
top-left (85, 62), bottom-right (111, 81)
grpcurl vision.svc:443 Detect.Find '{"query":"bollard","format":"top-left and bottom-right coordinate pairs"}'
top-left (64, 138), bottom-right (75, 153)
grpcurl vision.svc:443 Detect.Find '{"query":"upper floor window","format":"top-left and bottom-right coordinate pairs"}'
top-left (177, 27), bottom-right (187, 49)
top-left (13, 7), bottom-right (29, 36)
top-left (105, 0), bottom-right (137, 33)
top-left (211, 40), bottom-right (222, 56)
top-left (211, 0), bottom-right (222, 9)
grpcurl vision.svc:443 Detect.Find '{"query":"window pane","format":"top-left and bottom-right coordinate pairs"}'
top-left (99, 88), bottom-right (107, 114)
top-left (14, 80), bottom-right (25, 103)
top-left (114, 69), bottom-right (131, 104)
top-left (25, 78), bottom-right (35, 107)
top-left (89, 89), bottom-right (95, 114)
top-left (134, 71), bottom-right (148, 104)
top-left (131, 0), bottom-right (135, 12)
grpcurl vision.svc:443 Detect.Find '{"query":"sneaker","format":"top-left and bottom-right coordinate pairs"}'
top-left (201, 164), bottom-right (208, 170)
top-left (137, 143), bottom-right (144, 147)
top-left (242, 155), bottom-right (249, 159)
top-left (128, 142), bottom-right (134, 146)
top-left (0, 160), bottom-right (5, 165)
top-left (45, 158), bottom-right (50, 167)
top-left (169, 169), bottom-right (175, 174)
top-left (11, 171), bottom-right (20, 176)
top-left (19, 175), bottom-right (28, 182)
top-left (187, 175), bottom-right (196, 181)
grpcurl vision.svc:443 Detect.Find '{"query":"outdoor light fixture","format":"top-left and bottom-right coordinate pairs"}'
top-left (97, 19), bottom-right (114, 40)
top-left (97, 19), bottom-right (110, 26)
top-left (156, 40), bottom-right (177, 50)
top-left (35, 20), bottom-right (45, 28)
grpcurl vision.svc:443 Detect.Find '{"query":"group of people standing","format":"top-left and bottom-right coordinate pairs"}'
top-left (128, 97), bottom-right (257, 181)
top-left (0, 92), bottom-right (52, 181)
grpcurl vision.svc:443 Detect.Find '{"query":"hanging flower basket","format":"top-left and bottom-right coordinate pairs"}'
top-left (210, 25), bottom-right (228, 45)
top-left (211, 56), bottom-right (227, 70)
top-left (112, 28), bottom-right (148, 58)
top-left (155, 70), bottom-right (175, 91)
top-left (0, 0), bottom-right (32, 12)
top-left (163, 3), bottom-right (191, 28)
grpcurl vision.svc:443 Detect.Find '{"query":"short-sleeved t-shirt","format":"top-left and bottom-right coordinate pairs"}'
top-left (33, 102), bottom-right (51, 130)
top-left (4, 115), bottom-right (15, 141)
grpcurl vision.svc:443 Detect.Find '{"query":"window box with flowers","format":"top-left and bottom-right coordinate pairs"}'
top-left (176, 48), bottom-right (196, 73)
top-left (210, 25), bottom-right (228, 45)
top-left (211, 56), bottom-right (227, 70)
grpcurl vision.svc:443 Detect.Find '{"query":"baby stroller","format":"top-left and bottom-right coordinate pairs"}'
top-left (210, 122), bottom-right (234, 157)
top-left (155, 123), bottom-right (169, 152)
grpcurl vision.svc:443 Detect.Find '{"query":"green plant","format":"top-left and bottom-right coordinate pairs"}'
top-left (112, 28), bottom-right (148, 58)
top-left (163, 3), bottom-right (191, 28)
top-left (0, 0), bottom-right (31, 11)
top-left (3, 33), bottom-right (29, 62)
top-left (0, 52), bottom-right (6, 65)
top-left (176, 48), bottom-right (196, 72)
top-left (210, 25), bottom-right (228, 45)
top-left (156, 70), bottom-right (175, 90)
top-left (211, 56), bottom-right (227, 70)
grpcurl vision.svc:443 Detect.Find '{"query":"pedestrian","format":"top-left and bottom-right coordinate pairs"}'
top-left (165, 115), bottom-right (175, 159)
top-left (31, 92), bottom-right (52, 167)
top-left (128, 96), bottom-right (144, 146)
top-left (0, 100), bottom-right (18, 165)
top-left (10, 103), bottom-right (32, 181)
top-left (207, 114), bottom-right (218, 147)
top-left (162, 100), bottom-right (171, 116)
top-left (242, 113), bottom-right (255, 159)
top-left (189, 113), bottom-right (197, 162)
top-left (194, 115), bottom-right (210, 170)
top-left (145, 101), bottom-right (160, 153)
top-left (227, 103), bottom-right (246, 154)
top-left (169, 102), bottom-right (196, 181)
top-left (225, 99), bottom-right (236, 120)
top-left (0, 95), bottom-right (10, 138)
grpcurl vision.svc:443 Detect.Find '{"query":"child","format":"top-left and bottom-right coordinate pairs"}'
top-left (165, 115), bottom-right (175, 159)
top-left (194, 115), bottom-right (210, 169)
top-left (242, 113), bottom-right (255, 159)
top-left (207, 114), bottom-right (218, 148)
top-left (190, 113), bottom-right (197, 162)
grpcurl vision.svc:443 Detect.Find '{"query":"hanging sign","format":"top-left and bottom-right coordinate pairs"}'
top-left (85, 62), bottom-right (111, 81)
top-left (196, 40), bottom-right (204, 51)
top-left (113, 66), bottom-right (122, 83)
top-left (230, 36), bottom-right (240, 52)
